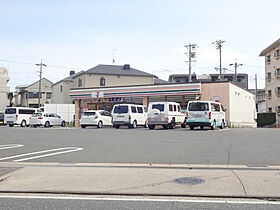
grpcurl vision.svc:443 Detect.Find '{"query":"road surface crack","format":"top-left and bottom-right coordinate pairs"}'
top-left (231, 170), bottom-right (247, 196)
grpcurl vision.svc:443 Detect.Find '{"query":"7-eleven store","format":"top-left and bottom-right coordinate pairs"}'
top-left (70, 83), bottom-right (201, 127)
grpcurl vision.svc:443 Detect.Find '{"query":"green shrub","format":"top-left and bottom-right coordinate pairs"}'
top-left (257, 112), bottom-right (276, 127)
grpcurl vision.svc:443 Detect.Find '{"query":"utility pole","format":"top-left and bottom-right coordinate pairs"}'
top-left (212, 40), bottom-right (225, 81)
top-left (35, 60), bottom-right (47, 108)
top-left (255, 73), bottom-right (258, 98)
top-left (184, 43), bottom-right (198, 82)
top-left (229, 59), bottom-right (243, 84)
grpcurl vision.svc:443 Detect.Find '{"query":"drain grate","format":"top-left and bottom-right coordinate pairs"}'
top-left (173, 177), bottom-right (205, 185)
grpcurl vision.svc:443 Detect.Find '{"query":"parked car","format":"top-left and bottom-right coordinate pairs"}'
top-left (29, 112), bottom-right (66, 128)
top-left (0, 112), bottom-right (5, 126)
top-left (147, 102), bottom-right (186, 129)
top-left (80, 110), bottom-right (112, 128)
top-left (186, 101), bottom-right (226, 130)
top-left (4, 107), bottom-right (41, 127)
top-left (112, 104), bottom-right (147, 129)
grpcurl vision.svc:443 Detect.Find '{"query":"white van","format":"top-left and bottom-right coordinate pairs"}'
top-left (147, 102), bottom-right (186, 129)
top-left (186, 101), bottom-right (226, 130)
top-left (112, 104), bottom-right (147, 129)
top-left (4, 107), bottom-right (41, 127)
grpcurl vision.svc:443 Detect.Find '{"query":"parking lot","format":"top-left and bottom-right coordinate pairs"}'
top-left (0, 126), bottom-right (280, 166)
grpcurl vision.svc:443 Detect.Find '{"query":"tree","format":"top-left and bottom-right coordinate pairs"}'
top-left (7, 92), bottom-right (14, 107)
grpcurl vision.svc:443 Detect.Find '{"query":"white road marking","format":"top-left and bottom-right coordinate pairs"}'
top-left (14, 147), bottom-right (83, 162)
top-left (0, 147), bottom-right (83, 162)
top-left (0, 195), bottom-right (279, 205)
top-left (0, 144), bottom-right (24, 150)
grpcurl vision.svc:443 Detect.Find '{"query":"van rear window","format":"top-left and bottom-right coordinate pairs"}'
top-left (188, 103), bottom-right (209, 111)
top-left (152, 104), bottom-right (164, 112)
top-left (5, 108), bottom-right (16, 114)
top-left (113, 105), bottom-right (128, 114)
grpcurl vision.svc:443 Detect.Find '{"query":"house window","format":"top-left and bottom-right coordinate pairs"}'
top-left (46, 92), bottom-right (52, 99)
top-left (78, 78), bottom-right (82, 87)
top-left (267, 90), bottom-right (272, 98)
top-left (276, 69), bottom-right (280, 76)
top-left (100, 77), bottom-right (105, 86)
top-left (276, 87), bottom-right (280, 96)
top-left (60, 85), bottom-right (63, 92)
top-left (28, 92), bottom-right (41, 99)
top-left (267, 72), bottom-right (272, 81)
top-left (277, 106), bottom-right (280, 113)
top-left (268, 107), bottom-right (272, 112)
top-left (275, 49), bottom-right (280, 58)
top-left (266, 55), bottom-right (271, 63)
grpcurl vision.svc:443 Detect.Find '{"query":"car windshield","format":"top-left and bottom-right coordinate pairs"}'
top-left (113, 105), bottom-right (128, 114)
top-left (82, 112), bottom-right (96, 116)
top-left (5, 108), bottom-right (16, 114)
top-left (188, 102), bottom-right (209, 111)
top-left (151, 104), bottom-right (165, 112)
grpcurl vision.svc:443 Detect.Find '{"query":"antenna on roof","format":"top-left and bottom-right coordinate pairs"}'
top-left (112, 49), bottom-right (117, 64)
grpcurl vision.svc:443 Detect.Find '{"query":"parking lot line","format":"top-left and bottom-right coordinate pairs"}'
top-left (0, 144), bottom-right (24, 150)
top-left (14, 147), bottom-right (83, 162)
top-left (0, 147), bottom-right (83, 162)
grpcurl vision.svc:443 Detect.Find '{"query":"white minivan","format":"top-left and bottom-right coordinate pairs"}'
top-left (4, 107), bottom-right (40, 127)
top-left (186, 101), bottom-right (226, 130)
top-left (147, 102), bottom-right (186, 129)
top-left (111, 104), bottom-right (147, 129)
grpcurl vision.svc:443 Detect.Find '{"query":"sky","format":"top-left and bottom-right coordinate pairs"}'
top-left (0, 0), bottom-right (280, 90)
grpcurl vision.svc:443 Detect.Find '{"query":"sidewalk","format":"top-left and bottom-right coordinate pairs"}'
top-left (0, 162), bottom-right (279, 198)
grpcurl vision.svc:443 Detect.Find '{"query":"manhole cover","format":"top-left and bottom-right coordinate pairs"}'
top-left (173, 177), bottom-right (205, 185)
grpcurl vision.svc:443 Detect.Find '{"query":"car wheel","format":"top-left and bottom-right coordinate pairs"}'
top-left (190, 126), bottom-right (194, 130)
top-left (114, 125), bottom-right (120, 129)
top-left (9, 124), bottom-right (14, 127)
top-left (162, 125), bottom-right (168, 129)
top-left (144, 120), bottom-right (148, 128)
top-left (61, 121), bottom-right (66, 127)
top-left (211, 121), bottom-right (216, 130)
top-left (181, 123), bottom-right (186, 128)
top-left (20, 120), bottom-right (26, 127)
top-left (129, 120), bottom-right (137, 129)
top-left (44, 121), bottom-right (50, 128)
top-left (81, 125), bottom-right (86, 129)
top-left (148, 125), bottom-right (155, 130)
top-left (220, 120), bottom-right (225, 129)
top-left (97, 121), bottom-right (103, 128)
top-left (169, 119), bottom-right (176, 129)
top-left (200, 126), bottom-right (204, 130)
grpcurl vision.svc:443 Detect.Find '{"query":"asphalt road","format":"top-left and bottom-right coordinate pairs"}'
top-left (0, 126), bottom-right (280, 165)
top-left (0, 195), bottom-right (279, 210)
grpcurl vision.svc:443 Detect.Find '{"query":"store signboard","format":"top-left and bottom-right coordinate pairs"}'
top-left (91, 91), bottom-right (104, 98)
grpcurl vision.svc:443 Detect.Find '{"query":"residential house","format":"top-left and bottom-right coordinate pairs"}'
top-left (52, 64), bottom-right (166, 104)
top-left (14, 78), bottom-right (53, 108)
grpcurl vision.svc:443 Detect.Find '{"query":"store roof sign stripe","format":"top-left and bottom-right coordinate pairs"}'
top-left (70, 88), bottom-right (200, 99)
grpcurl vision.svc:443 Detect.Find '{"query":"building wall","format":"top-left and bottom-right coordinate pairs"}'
top-left (73, 74), bottom-right (154, 88)
top-left (229, 83), bottom-right (257, 127)
top-left (0, 67), bottom-right (9, 112)
top-left (52, 81), bottom-right (73, 104)
top-left (264, 46), bottom-right (280, 115)
top-left (201, 83), bottom-right (230, 121)
top-left (201, 82), bottom-right (257, 127)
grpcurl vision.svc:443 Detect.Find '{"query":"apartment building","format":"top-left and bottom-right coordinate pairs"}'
top-left (14, 78), bottom-right (53, 108)
top-left (260, 38), bottom-right (280, 122)
top-left (0, 67), bottom-right (10, 112)
top-left (168, 73), bottom-right (248, 90)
